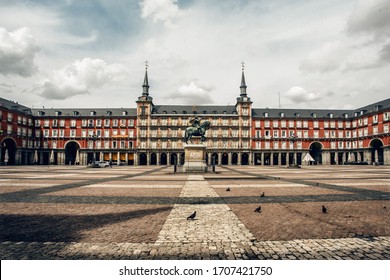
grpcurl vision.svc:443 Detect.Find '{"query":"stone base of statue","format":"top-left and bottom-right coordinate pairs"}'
top-left (184, 137), bottom-right (207, 172)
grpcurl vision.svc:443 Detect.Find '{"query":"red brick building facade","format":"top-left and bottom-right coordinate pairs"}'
top-left (1, 68), bottom-right (389, 166)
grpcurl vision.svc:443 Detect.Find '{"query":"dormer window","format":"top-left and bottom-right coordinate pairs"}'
top-left (38, 111), bottom-right (45, 116)
top-left (360, 110), bottom-right (364, 116)
top-left (163, 110), bottom-right (167, 114)
top-left (203, 110), bottom-right (207, 114)
top-left (213, 110), bottom-right (217, 114)
top-left (328, 113), bottom-right (333, 118)
top-left (172, 111), bottom-right (177, 114)
top-left (106, 111), bottom-right (112, 116)
top-left (264, 112), bottom-right (269, 118)
top-left (344, 113), bottom-right (349, 119)
top-left (90, 111), bottom-right (96, 116)
top-left (375, 105), bottom-right (382, 111)
top-left (354, 112), bottom-right (359, 117)
top-left (55, 111), bottom-right (61, 116)
top-left (295, 113), bottom-right (300, 118)
top-left (280, 112), bottom-right (285, 118)
top-left (73, 111), bottom-right (79, 116)
top-left (311, 113), bottom-right (317, 118)
top-left (183, 110), bottom-right (187, 114)
top-left (223, 111), bottom-right (227, 114)
top-left (122, 110), bottom-right (128, 116)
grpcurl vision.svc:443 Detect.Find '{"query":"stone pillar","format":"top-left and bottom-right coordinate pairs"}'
top-left (147, 152), bottom-right (151, 165)
top-left (218, 152), bottom-right (222, 166)
top-left (15, 150), bottom-right (22, 165)
top-left (157, 153), bottom-right (160, 166)
top-left (125, 153), bottom-right (128, 165)
top-left (249, 152), bottom-right (253, 165)
top-left (278, 153), bottom-right (281, 166)
top-left (261, 152), bottom-right (264, 166)
top-left (134, 153), bottom-right (138, 166)
top-left (238, 152), bottom-right (242, 165)
top-left (364, 150), bottom-right (371, 164)
top-left (167, 152), bottom-right (171, 166)
top-left (228, 153), bottom-right (232, 165)
top-left (271, 152), bottom-right (275, 165)
top-left (384, 148), bottom-right (390, 165)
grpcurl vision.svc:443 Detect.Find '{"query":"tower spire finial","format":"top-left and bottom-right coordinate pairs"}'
top-left (240, 62), bottom-right (247, 96)
top-left (142, 60), bottom-right (149, 96)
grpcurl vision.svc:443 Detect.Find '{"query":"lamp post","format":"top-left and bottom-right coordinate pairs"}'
top-left (90, 134), bottom-right (97, 162)
top-left (289, 133), bottom-right (297, 167)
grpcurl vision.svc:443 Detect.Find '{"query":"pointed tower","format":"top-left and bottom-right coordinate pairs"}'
top-left (235, 62), bottom-right (252, 160)
top-left (136, 61), bottom-right (154, 160)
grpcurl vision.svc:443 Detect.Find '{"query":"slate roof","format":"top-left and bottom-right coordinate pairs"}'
top-left (0, 97), bottom-right (32, 115)
top-left (151, 105), bottom-right (237, 115)
top-left (30, 108), bottom-right (137, 117)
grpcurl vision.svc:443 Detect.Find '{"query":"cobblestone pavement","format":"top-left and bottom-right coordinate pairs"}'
top-left (0, 165), bottom-right (389, 260)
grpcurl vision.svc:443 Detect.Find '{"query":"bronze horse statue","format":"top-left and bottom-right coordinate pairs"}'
top-left (185, 120), bottom-right (210, 143)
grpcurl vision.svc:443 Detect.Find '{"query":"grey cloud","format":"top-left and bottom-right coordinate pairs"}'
top-left (347, 0), bottom-right (390, 40)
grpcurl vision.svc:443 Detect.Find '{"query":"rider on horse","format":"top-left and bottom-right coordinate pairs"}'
top-left (190, 116), bottom-right (202, 133)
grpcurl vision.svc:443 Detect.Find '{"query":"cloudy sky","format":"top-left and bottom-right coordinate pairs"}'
top-left (0, 0), bottom-right (389, 110)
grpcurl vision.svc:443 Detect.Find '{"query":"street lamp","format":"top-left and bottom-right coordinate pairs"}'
top-left (90, 134), bottom-right (97, 162)
top-left (289, 133), bottom-right (297, 167)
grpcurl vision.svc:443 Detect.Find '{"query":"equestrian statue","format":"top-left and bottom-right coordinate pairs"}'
top-left (185, 116), bottom-right (210, 144)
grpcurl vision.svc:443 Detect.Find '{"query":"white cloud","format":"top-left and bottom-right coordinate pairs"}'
top-left (0, 27), bottom-right (40, 77)
top-left (284, 87), bottom-right (325, 104)
top-left (39, 58), bottom-right (128, 100)
top-left (165, 80), bottom-right (215, 104)
top-left (140, 0), bottom-right (181, 27)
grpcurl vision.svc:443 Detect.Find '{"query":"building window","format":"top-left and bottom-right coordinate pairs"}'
top-left (44, 120), bottom-right (50, 127)
top-left (384, 124), bottom-right (389, 133)
top-left (303, 121), bottom-right (308, 128)
top-left (255, 120), bottom-right (260, 128)
top-left (104, 119), bottom-right (110, 127)
top-left (288, 120), bottom-right (294, 128)
top-left (70, 120), bottom-right (76, 127)
top-left (256, 131), bottom-right (261, 138)
top-left (82, 119), bottom-right (87, 127)
top-left (373, 126), bottom-right (378, 134)
top-left (384, 112), bottom-right (389, 121)
top-left (273, 141), bottom-right (279, 149)
top-left (265, 142), bottom-right (270, 149)
top-left (52, 130), bottom-right (58, 138)
top-left (281, 120), bottom-right (286, 128)
top-left (105, 141), bottom-right (110, 149)
top-left (113, 119), bottom-right (118, 127)
top-left (338, 121), bottom-right (343, 128)
top-left (273, 120), bottom-right (278, 128)
top-left (264, 120), bottom-right (270, 128)
top-left (281, 130), bottom-right (287, 138)
top-left (314, 131), bottom-right (319, 138)
top-left (96, 119), bottom-right (102, 127)
top-left (82, 130), bottom-right (87, 138)
top-left (363, 117), bottom-right (368, 125)
top-left (7, 113), bottom-right (13, 121)
top-left (373, 115), bottom-right (378, 123)
top-left (296, 121), bottom-right (302, 128)
top-left (70, 130), bottom-right (76, 137)
top-left (313, 121), bottom-right (319, 128)
top-left (128, 119), bottom-right (134, 127)
top-left (330, 121), bottom-right (335, 128)
top-left (273, 130), bottom-right (279, 138)
top-left (43, 130), bottom-right (49, 137)
top-left (59, 130), bottom-right (65, 137)
top-left (338, 131), bottom-right (343, 138)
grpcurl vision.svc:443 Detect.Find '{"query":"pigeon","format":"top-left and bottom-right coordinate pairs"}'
top-left (254, 206), bottom-right (262, 213)
top-left (226, 187), bottom-right (231, 191)
top-left (322, 205), bottom-right (327, 213)
top-left (260, 192), bottom-right (265, 197)
top-left (187, 211), bottom-right (196, 220)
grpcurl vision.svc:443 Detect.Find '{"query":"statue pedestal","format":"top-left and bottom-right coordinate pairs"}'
top-left (184, 138), bottom-right (207, 172)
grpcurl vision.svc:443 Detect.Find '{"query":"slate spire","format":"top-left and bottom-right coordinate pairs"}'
top-left (142, 60), bottom-right (149, 96)
top-left (240, 62), bottom-right (247, 97)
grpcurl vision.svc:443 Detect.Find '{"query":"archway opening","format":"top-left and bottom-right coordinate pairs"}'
top-left (1, 138), bottom-right (17, 165)
top-left (170, 153), bottom-right (177, 165)
top-left (212, 153), bottom-right (219, 165)
top-left (160, 153), bottom-right (167, 165)
top-left (139, 153), bottom-right (147, 165)
top-left (309, 142), bottom-right (322, 165)
top-left (232, 153), bottom-right (238, 165)
top-left (65, 141), bottom-right (80, 165)
top-left (370, 139), bottom-right (384, 165)
top-left (241, 153), bottom-right (249, 165)
top-left (221, 153), bottom-right (229, 165)
top-left (150, 153), bottom-right (157, 165)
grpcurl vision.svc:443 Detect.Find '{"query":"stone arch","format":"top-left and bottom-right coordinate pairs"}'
top-left (232, 153), bottom-right (238, 165)
top-left (150, 153), bottom-right (157, 165)
top-left (211, 152), bottom-right (219, 165)
top-left (139, 153), bottom-right (147, 165)
top-left (170, 153), bottom-right (178, 165)
top-left (309, 142), bottom-right (323, 165)
top-left (370, 138), bottom-right (384, 164)
top-left (1, 137), bottom-right (17, 165)
top-left (221, 153), bottom-right (229, 165)
top-left (241, 153), bottom-right (249, 165)
top-left (160, 153), bottom-right (167, 165)
top-left (64, 141), bottom-right (81, 165)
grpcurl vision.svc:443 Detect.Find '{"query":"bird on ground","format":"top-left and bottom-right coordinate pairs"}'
top-left (187, 211), bottom-right (196, 220)
top-left (260, 192), bottom-right (265, 197)
top-left (322, 205), bottom-right (327, 213)
top-left (254, 206), bottom-right (262, 213)
top-left (226, 187), bottom-right (231, 191)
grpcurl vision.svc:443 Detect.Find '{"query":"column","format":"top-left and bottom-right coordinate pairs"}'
top-left (134, 153), bottom-right (138, 166)
top-left (278, 153), bottom-right (281, 166)
top-left (384, 148), bottom-right (390, 165)
top-left (261, 152), bottom-right (264, 166)
top-left (364, 150), bottom-right (371, 164)
top-left (125, 153), bottom-right (128, 165)
top-left (147, 152), bottom-right (150, 165)
top-left (271, 152), bottom-right (274, 165)
top-left (167, 152), bottom-right (171, 166)
top-left (157, 153), bottom-right (160, 166)
top-left (228, 153), bottom-right (232, 165)
top-left (238, 152), bottom-right (242, 165)
top-left (218, 152), bottom-right (222, 166)
top-left (249, 152), bottom-right (253, 165)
